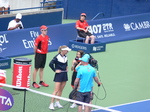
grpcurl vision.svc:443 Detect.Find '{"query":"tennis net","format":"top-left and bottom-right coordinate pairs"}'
top-left (0, 83), bottom-right (121, 112)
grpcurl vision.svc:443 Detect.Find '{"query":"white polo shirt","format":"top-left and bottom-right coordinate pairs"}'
top-left (7, 20), bottom-right (24, 30)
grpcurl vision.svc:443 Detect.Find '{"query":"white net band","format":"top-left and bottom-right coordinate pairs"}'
top-left (0, 83), bottom-right (121, 112)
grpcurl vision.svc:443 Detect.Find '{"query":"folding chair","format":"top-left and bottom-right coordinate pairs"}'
top-left (76, 35), bottom-right (85, 43)
top-left (76, 30), bottom-right (85, 43)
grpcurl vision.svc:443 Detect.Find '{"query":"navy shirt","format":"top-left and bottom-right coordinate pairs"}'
top-left (49, 54), bottom-right (68, 72)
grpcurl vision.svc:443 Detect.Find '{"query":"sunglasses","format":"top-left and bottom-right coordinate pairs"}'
top-left (41, 29), bottom-right (47, 31)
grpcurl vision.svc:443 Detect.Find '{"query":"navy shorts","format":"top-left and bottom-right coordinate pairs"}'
top-left (76, 91), bottom-right (91, 105)
top-left (35, 53), bottom-right (46, 69)
top-left (90, 92), bottom-right (94, 101)
top-left (54, 72), bottom-right (68, 82)
top-left (77, 30), bottom-right (92, 38)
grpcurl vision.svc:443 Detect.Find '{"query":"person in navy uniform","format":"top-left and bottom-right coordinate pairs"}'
top-left (49, 45), bottom-right (71, 110)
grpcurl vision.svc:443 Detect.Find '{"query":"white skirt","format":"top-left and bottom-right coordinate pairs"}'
top-left (0, 0), bottom-right (9, 8)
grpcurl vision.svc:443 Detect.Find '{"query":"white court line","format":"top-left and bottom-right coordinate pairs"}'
top-left (92, 99), bottom-right (150, 112)
top-left (108, 99), bottom-right (150, 108)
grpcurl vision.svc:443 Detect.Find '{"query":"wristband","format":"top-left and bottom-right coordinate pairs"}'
top-left (98, 82), bottom-right (101, 87)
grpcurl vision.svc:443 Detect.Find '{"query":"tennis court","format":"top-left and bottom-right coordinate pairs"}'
top-left (2, 37), bottom-right (150, 112)
top-left (93, 99), bottom-right (150, 112)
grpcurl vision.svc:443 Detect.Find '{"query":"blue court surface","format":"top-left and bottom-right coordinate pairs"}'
top-left (92, 99), bottom-right (150, 112)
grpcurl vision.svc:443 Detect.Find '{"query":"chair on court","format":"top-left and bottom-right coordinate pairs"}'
top-left (76, 30), bottom-right (85, 43)
top-left (76, 35), bottom-right (85, 43)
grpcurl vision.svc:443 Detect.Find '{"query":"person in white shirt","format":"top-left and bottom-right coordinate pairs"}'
top-left (0, 0), bottom-right (9, 15)
top-left (8, 13), bottom-right (24, 30)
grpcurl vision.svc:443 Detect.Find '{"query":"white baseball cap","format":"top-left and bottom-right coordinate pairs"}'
top-left (61, 47), bottom-right (71, 51)
top-left (16, 13), bottom-right (22, 19)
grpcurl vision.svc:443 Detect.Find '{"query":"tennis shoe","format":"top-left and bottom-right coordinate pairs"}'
top-left (70, 103), bottom-right (77, 108)
top-left (32, 83), bottom-right (40, 88)
top-left (49, 103), bottom-right (54, 110)
top-left (39, 82), bottom-right (49, 87)
top-left (54, 101), bottom-right (63, 108)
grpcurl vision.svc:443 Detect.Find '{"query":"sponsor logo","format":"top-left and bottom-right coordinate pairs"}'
top-left (27, 66), bottom-right (31, 87)
top-left (102, 23), bottom-right (114, 33)
top-left (88, 23), bottom-right (115, 39)
top-left (89, 23), bottom-right (114, 34)
top-left (0, 34), bottom-right (9, 53)
top-left (0, 88), bottom-right (14, 111)
top-left (22, 31), bottom-right (52, 49)
top-left (88, 24), bottom-right (102, 34)
top-left (71, 44), bottom-right (87, 50)
top-left (16, 66), bottom-right (23, 87)
top-left (0, 62), bottom-right (9, 68)
top-left (123, 24), bottom-right (131, 31)
top-left (14, 64), bottom-right (31, 88)
top-left (123, 21), bottom-right (150, 31)
top-left (93, 46), bottom-right (104, 51)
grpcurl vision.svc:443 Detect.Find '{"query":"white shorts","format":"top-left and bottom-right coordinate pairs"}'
top-left (0, 0), bottom-right (9, 8)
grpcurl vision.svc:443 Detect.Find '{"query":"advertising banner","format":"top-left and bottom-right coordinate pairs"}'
top-left (0, 24), bottom-right (76, 57)
top-left (0, 13), bottom-right (150, 57)
top-left (69, 40), bottom-right (106, 53)
top-left (88, 13), bottom-right (150, 43)
top-left (0, 57), bottom-right (11, 69)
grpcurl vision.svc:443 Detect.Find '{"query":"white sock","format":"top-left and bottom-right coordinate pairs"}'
top-left (50, 103), bottom-right (53, 105)
top-left (56, 101), bottom-right (59, 103)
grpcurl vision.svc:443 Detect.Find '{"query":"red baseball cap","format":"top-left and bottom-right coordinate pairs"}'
top-left (81, 13), bottom-right (86, 17)
top-left (40, 25), bottom-right (48, 30)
